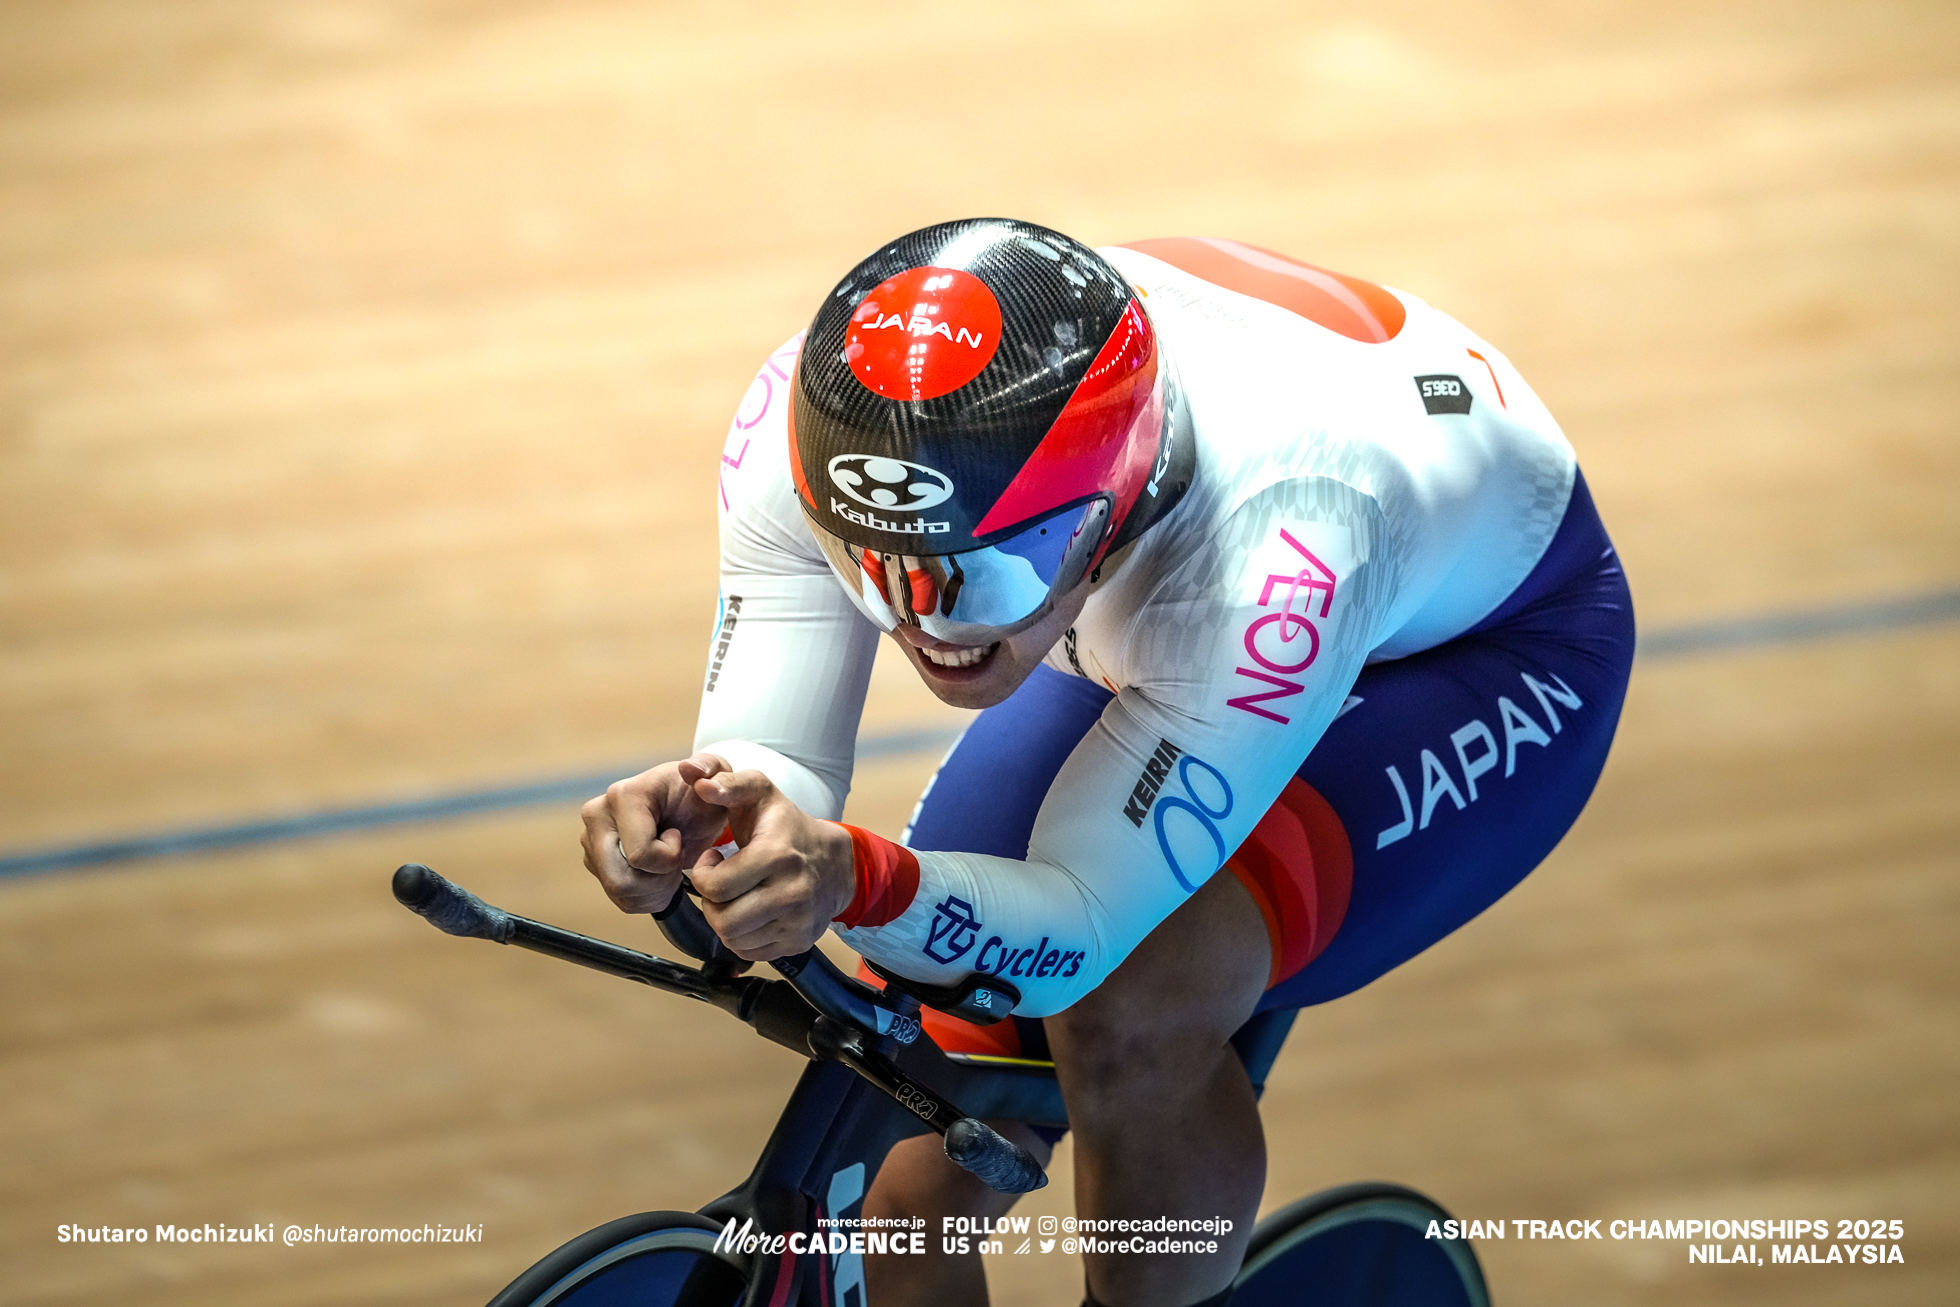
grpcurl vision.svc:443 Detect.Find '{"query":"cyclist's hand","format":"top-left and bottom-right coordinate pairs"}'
top-left (581, 753), bottom-right (735, 914)
top-left (684, 769), bottom-right (856, 961)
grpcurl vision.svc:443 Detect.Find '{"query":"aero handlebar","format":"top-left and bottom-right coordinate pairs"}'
top-left (391, 863), bottom-right (1047, 1194)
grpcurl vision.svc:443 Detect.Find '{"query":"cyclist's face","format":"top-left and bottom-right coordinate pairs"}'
top-left (888, 578), bottom-right (1095, 709)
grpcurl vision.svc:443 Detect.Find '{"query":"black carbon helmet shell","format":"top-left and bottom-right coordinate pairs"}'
top-left (790, 218), bottom-right (1174, 559)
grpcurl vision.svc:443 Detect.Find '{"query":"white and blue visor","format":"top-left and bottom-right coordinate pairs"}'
top-left (811, 498), bottom-right (1110, 646)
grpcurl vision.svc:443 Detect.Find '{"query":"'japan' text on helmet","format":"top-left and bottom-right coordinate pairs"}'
top-left (791, 218), bottom-right (1191, 646)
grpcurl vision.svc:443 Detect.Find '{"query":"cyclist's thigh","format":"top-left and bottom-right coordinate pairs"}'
top-left (1262, 473), bottom-right (1634, 1010)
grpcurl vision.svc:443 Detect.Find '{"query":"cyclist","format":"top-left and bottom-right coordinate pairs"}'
top-left (581, 219), bottom-right (1634, 1307)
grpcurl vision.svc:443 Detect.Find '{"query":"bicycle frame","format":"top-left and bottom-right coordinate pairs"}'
top-left (392, 862), bottom-right (1301, 1307)
top-left (687, 1013), bottom-right (1298, 1307)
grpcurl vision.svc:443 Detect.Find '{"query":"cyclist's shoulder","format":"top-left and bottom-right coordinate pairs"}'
top-left (1100, 237), bottom-right (1436, 360)
top-left (718, 331), bottom-right (803, 475)
top-left (1071, 471), bottom-right (1392, 678)
top-left (715, 331), bottom-right (824, 566)
top-left (1046, 473), bottom-right (1389, 756)
top-left (1101, 238), bottom-right (1546, 434)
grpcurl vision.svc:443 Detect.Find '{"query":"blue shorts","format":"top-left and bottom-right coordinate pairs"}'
top-left (904, 470), bottom-right (1635, 1014)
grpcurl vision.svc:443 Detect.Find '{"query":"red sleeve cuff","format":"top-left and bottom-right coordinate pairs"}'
top-left (829, 823), bottom-right (921, 929)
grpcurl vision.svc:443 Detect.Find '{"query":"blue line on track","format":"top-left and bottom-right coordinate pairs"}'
top-left (0, 727), bottom-right (964, 880)
top-left (4, 589), bottom-right (1955, 879)
top-left (1635, 587), bottom-right (1960, 657)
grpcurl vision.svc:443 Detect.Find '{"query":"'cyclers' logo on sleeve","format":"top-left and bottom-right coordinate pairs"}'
top-left (922, 895), bottom-right (982, 963)
top-left (974, 934), bottom-right (1083, 980)
top-left (920, 898), bottom-right (1085, 981)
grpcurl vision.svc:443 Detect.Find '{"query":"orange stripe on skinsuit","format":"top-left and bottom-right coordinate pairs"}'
top-left (1121, 237), bottom-right (1406, 344)
top-left (1224, 778), bottom-right (1355, 987)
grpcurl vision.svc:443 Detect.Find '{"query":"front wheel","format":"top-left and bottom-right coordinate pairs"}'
top-left (1231, 1183), bottom-right (1488, 1307)
top-left (485, 1210), bottom-right (747, 1307)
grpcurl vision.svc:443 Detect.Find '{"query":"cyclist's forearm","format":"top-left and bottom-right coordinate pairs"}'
top-left (696, 738), bottom-right (848, 822)
top-left (834, 839), bottom-right (1128, 1017)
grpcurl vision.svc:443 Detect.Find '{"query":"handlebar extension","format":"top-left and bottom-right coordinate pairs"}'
top-left (390, 862), bottom-right (1047, 1194)
top-left (652, 882), bottom-right (749, 972)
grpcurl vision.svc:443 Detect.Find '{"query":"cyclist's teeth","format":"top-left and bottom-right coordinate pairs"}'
top-left (921, 643), bottom-right (994, 668)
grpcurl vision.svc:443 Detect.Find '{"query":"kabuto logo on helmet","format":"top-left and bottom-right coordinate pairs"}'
top-left (845, 267), bottom-right (1003, 402)
top-left (828, 455), bottom-right (955, 512)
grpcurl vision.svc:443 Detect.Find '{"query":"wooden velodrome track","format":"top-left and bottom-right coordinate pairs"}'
top-left (3, 2), bottom-right (1956, 1304)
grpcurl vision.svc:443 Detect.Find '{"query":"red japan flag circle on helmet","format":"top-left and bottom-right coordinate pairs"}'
top-left (844, 267), bottom-right (1003, 401)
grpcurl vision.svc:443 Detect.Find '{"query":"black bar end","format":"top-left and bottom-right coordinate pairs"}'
top-left (943, 1118), bottom-right (1048, 1194)
top-left (392, 863), bottom-right (513, 942)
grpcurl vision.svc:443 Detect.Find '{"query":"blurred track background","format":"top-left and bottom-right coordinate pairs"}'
top-left (2, 2), bottom-right (1956, 1303)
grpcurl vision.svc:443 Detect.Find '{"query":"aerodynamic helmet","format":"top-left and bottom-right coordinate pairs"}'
top-left (791, 218), bottom-right (1191, 646)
